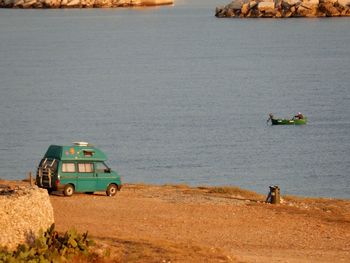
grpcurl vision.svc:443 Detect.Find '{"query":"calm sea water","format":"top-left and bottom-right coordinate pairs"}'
top-left (0, 1), bottom-right (349, 198)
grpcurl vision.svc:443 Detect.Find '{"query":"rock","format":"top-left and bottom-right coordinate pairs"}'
top-left (33, 0), bottom-right (43, 6)
top-left (338, 0), bottom-right (350, 7)
top-left (13, 0), bottom-right (24, 6)
top-left (22, 0), bottom-right (37, 7)
top-left (67, 0), bottom-right (80, 6)
top-left (305, 0), bottom-right (319, 5)
top-left (228, 0), bottom-right (243, 10)
top-left (43, 0), bottom-right (60, 7)
top-left (215, 6), bottom-right (224, 16)
top-left (319, 1), bottom-right (341, 15)
top-left (0, 186), bottom-right (54, 249)
top-left (258, 1), bottom-right (276, 16)
top-left (275, 9), bottom-right (283, 16)
top-left (281, 0), bottom-right (291, 10)
top-left (226, 7), bottom-right (236, 16)
top-left (247, 8), bottom-right (259, 16)
top-left (298, 2), bottom-right (318, 16)
top-left (141, 0), bottom-right (172, 5)
top-left (249, 0), bottom-right (258, 8)
top-left (322, 0), bottom-right (337, 4)
top-left (284, 10), bottom-right (293, 16)
top-left (275, 0), bottom-right (282, 9)
top-left (258, 1), bottom-right (275, 11)
top-left (116, 0), bottom-right (141, 6)
top-left (241, 2), bottom-right (250, 15)
top-left (283, 0), bottom-right (300, 6)
top-left (94, 0), bottom-right (112, 7)
top-left (3, 0), bottom-right (15, 7)
top-left (214, 0), bottom-right (350, 17)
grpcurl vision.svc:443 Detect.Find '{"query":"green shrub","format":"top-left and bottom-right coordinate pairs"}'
top-left (0, 224), bottom-right (97, 263)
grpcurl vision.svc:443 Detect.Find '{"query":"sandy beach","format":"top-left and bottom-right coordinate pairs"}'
top-left (49, 184), bottom-right (350, 262)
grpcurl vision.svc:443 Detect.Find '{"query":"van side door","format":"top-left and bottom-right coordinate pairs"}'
top-left (76, 162), bottom-right (96, 192)
top-left (95, 162), bottom-right (112, 191)
top-left (60, 162), bottom-right (77, 189)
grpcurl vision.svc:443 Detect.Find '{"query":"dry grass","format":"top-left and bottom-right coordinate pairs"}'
top-left (162, 184), bottom-right (190, 189)
top-left (198, 186), bottom-right (265, 201)
top-left (282, 195), bottom-right (350, 223)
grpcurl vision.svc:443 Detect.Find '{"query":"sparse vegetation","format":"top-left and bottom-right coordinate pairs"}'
top-left (0, 224), bottom-right (99, 263)
top-left (200, 186), bottom-right (265, 201)
top-left (162, 183), bottom-right (190, 189)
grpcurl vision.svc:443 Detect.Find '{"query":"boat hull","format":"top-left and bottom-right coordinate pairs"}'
top-left (271, 118), bottom-right (307, 125)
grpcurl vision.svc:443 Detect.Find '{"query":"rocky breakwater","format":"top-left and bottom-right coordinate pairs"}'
top-left (215, 0), bottom-right (350, 17)
top-left (0, 184), bottom-right (54, 249)
top-left (0, 0), bottom-right (172, 8)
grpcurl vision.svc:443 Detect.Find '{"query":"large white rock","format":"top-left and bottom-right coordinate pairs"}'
top-left (0, 186), bottom-right (54, 249)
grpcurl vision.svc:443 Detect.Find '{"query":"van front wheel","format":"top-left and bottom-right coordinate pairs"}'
top-left (64, 184), bottom-right (74, 197)
top-left (106, 184), bottom-right (117, 197)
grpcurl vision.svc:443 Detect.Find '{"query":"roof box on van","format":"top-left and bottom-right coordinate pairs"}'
top-left (73, 141), bottom-right (90, 146)
top-left (44, 143), bottom-right (108, 161)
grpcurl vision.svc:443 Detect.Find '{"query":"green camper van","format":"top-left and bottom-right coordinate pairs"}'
top-left (36, 142), bottom-right (122, 197)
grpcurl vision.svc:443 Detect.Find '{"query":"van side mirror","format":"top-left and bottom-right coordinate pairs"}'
top-left (105, 168), bottom-right (111, 173)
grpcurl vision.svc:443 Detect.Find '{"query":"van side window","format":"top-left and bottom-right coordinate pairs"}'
top-left (62, 163), bottom-right (76, 173)
top-left (78, 163), bottom-right (93, 173)
top-left (95, 162), bottom-right (108, 173)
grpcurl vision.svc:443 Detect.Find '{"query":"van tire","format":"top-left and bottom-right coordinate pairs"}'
top-left (64, 184), bottom-right (74, 197)
top-left (106, 184), bottom-right (117, 197)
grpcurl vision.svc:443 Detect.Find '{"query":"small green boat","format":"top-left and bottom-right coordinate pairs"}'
top-left (268, 113), bottom-right (307, 125)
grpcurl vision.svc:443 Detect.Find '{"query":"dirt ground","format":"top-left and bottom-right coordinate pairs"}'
top-left (47, 184), bottom-right (350, 263)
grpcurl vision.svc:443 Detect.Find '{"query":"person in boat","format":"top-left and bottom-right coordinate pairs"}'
top-left (294, 112), bottom-right (304, 120)
top-left (267, 113), bottom-right (274, 123)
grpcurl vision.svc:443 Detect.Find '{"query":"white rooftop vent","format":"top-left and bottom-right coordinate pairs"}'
top-left (73, 141), bottom-right (89, 146)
